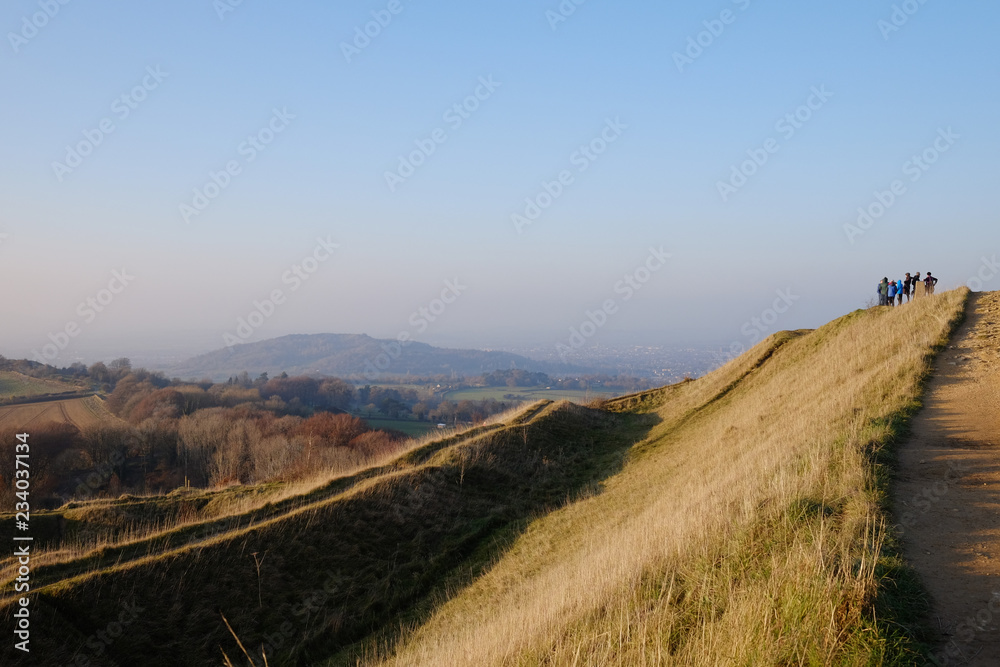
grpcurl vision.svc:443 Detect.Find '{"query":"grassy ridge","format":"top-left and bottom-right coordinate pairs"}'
top-left (0, 371), bottom-right (80, 399)
top-left (0, 291), bottom-right (968, 665)
top-left (373, 290), bottom-right (968, 666)
top-left (0, 402), bottom-right (652, 666)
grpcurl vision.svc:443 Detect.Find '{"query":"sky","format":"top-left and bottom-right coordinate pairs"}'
top-left (1, 0), bottom-right (997, 367)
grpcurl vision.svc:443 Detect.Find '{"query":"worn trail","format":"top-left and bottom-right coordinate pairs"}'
top-left (895, 291), bottom-right (1000, 665)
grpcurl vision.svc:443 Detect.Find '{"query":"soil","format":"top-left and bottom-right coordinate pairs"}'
top-left (895, 291), bottom-right (1000, 665)
top-left (0, 396), bottom-right (107, 430)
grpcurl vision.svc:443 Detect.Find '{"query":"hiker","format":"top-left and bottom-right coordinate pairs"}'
top-left (878, 277), bottom-right (889, 306)
top-left (903, 273), bottom-right (913, 303)
top-left (887, 279), bottom-right (897, 307)
top-left (896, 278), bottom-right (905, 306)
top-left (924, 272), bottom-right (938, 295)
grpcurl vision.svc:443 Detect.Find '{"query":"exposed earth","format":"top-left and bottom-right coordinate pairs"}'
top-left (895, 291), bottom-right (1000, 665)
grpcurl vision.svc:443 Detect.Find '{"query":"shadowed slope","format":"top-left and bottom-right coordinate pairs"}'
top-left (0, 401), bottom-right (653, 666)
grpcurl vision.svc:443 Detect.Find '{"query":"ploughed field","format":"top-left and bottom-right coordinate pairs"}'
top-left (0, 396), bottom-right (111, 430)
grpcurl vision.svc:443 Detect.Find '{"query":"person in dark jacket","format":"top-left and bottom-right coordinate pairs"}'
top-left (924, 272), bottom-right (938, 295)
top-left (878, 277), bottom-right (889, 306)
top-left (903, 273), bottom-right (913, 303)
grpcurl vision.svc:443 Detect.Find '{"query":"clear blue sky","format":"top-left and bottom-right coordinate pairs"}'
top-left (1, 0), bottom-right (997, 364)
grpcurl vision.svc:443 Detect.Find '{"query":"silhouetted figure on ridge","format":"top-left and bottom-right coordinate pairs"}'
top-left (924, 272), bottom-right (938, 295)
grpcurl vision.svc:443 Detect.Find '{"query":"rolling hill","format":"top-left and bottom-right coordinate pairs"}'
top-left (164, 333), bottom-right (592, 381)
top-left (0, 289), bottom-right (972, 665)
top-left (0, 371), bottom-right (82, 400)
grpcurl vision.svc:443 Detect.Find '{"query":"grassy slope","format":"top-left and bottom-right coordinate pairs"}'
top-left (0, 371), bottom-right (81, 399)
top-left (0, 401), bottom-right (653, 666)
top-left (371, 290), bottom-right (968, 666)
top-left (0, 291), bottom-right (967, 666)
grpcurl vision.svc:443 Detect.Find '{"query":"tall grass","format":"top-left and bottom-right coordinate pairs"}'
top-left (0, 405), bottom-right (550, 597)
top-left (372, 290), bottom-right (967, 666)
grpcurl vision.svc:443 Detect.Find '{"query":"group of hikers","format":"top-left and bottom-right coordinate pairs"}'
top-left (878, 272), bottom-right (938, 306)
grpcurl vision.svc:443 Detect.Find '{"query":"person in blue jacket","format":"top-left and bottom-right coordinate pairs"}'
top-left (887, 279), bottom-right (897, 307)
top-left (896, 278), bottom-right (905, 305)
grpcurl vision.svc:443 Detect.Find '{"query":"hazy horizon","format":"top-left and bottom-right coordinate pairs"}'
top-left (3, 1), bottom-right (997, 371)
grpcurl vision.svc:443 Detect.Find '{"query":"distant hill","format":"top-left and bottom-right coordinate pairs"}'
top-left (164, 333), bottom-right (592, 381)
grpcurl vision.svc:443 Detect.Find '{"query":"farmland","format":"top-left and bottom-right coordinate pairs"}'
top-left (0, 371), bottom-right (82, 399)
top-left (443, 385), bottom-right (617, 403)
top-left (361, 416), bottom-right (439, 437)
top-left (0, 396), bottom-right (115, 430)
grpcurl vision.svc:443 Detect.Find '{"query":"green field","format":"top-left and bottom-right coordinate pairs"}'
top-left (0, 371), bottom-right (80, 399)
top-left (361, 416), bottom-right (440, 437)
top-left (443, 386), bottom-right (617, 403)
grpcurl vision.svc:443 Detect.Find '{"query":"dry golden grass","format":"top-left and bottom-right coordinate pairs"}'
top-left (0, 403), bottom-right (551, 597)
top-left (0, 396), bottom-right (631, 665)
top-left (370, 290), bottom-right (968, 666)
top-left (0, 295), bottom-right (968, 665)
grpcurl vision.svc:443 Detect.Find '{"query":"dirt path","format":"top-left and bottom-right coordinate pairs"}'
top-left (895, 291), bottom-right (1000, 666)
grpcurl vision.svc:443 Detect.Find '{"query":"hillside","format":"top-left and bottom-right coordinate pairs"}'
top-left (0, 289), bottom-right (972, 665)
top-left (165, 333), bottom-right (591, 381)
top-left (0, 371), bottom-right (82, 400)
